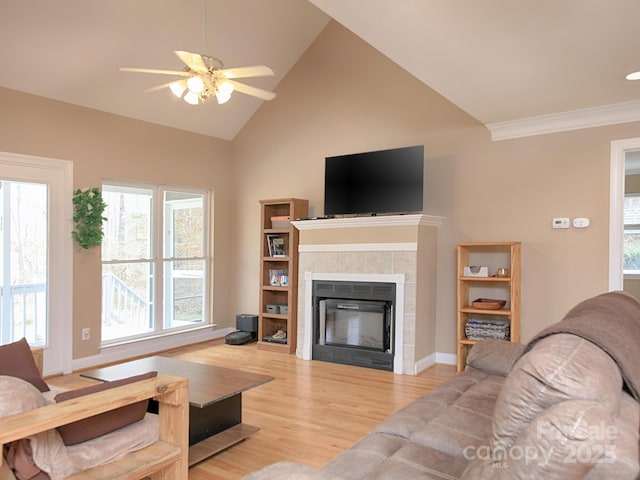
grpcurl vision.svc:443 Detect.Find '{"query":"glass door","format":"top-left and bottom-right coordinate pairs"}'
top-left (0, 180), bottom-right (48, 345)
top-left (0, 152), bottom-right (72, 375)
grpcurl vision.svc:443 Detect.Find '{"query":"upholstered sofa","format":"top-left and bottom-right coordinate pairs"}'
top-left (0, 340), bottom-right (189, 480)
top-left (244, 291), bottom-right (640, 479)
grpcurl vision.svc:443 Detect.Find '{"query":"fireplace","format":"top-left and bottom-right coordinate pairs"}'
top-left (294, 213), bottom-right (443, 375)
top-left (312, 280), bottom-right (395, 371)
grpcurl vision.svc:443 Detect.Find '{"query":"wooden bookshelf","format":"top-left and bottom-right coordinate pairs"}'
top-left (456, 242), bottom-right (521, 371)
top-left (258, 198), bottom-right (308, 353)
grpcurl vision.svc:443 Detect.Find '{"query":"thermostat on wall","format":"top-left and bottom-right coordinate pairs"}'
top-left (552, 217), bottom-right (570, 229)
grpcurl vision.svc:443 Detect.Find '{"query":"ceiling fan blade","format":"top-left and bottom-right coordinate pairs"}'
top-left (174, 50), bottom-right (209, 74)
top-left (228, 80), bottom-right (276, 101)
top-left (220, 65), bottom-right (275, 79)
top-left (143, 79), bottom-right (187, 93)
top-left (120, 67), bottom-right (191, 77)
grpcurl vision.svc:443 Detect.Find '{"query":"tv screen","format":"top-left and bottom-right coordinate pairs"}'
top-left (324, 145), bottom-right (424, 216)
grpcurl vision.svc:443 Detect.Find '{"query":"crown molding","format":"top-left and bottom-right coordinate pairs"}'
top-left (486, 100), bottom-right (640, 141)
top-left (292, 213), bottom-right (444, 231)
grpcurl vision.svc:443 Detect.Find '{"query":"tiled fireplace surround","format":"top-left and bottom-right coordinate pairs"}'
top-left (292, 214), bottom-right (443, 375)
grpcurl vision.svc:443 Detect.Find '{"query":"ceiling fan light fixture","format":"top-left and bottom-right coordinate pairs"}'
top-left (215, 91), bottom-right (232, 104)
top-left (218, 81), bottom-right (234, 96)
top-left (183, 91), bottom-right (200, 105)
top-left (626, 71), bottom-right (640, 81)
top-left (121, 50), bottom-right (276, 105)
top-left (187, 75), bottom-right (205, 93)
top-left (169, 81), bottom-right (187, 98)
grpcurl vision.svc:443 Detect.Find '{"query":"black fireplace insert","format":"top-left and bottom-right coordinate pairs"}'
top-left (312, 280), bottom-right (395, 371)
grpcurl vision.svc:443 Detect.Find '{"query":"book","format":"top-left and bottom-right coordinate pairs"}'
top-left (268, 235), bottom-right (286, 257)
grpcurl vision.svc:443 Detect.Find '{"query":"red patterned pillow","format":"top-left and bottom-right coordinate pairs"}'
top-left (54, 371), bottom-right (157, 445)
top-left (0, 338), bottom-right (49, 392)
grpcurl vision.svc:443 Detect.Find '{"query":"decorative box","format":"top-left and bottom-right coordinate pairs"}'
top-left (463, 266), bottom-right (489, 277)
top-left (271, 215), bottom-right (290, 229)
top-left (279, 305), bottom-right (288, 315)
top-left (266, 304), bottom-right (279, 314)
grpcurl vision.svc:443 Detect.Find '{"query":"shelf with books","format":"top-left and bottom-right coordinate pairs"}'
top-left (258, 198), bottom-right (308, 353)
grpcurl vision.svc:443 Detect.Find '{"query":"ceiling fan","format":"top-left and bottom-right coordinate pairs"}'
top-left (120, 50), bottom-right (276, 105)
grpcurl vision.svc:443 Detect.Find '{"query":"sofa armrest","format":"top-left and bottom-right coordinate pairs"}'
top-left (0, 375), bottom-right (189, 479)
top-left (465, 339), bottom-right (525, 376)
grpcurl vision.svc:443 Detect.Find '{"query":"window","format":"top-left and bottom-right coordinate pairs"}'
top-left (624, 194), bottom-right (640, 275)
top-left (101, 182), bottom-right (209, 343)
top-left (0, 180), bottom-right (48, 346)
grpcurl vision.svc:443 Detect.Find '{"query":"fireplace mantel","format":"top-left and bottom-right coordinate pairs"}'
top-left (292, 213), bottom-right (443, 231)
top-left (295, 213), bottom-right (443, 375)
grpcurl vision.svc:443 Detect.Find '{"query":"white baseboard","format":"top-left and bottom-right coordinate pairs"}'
top-left (435, 352), bottom-right (457, 365)
top-left (414, 352), bottom-right (457, 374)
top-left (71, 326), bottom-right (233, 372)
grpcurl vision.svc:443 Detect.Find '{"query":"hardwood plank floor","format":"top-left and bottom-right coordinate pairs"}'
top-left (49, 339), bottom-right (456, 480)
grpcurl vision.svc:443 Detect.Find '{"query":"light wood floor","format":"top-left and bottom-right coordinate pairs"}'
top-left (49, 339), bottom-right (456, 480)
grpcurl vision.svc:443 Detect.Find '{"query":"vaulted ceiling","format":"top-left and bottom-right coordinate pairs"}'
top-left (2, 0), bottom-right (639, 141)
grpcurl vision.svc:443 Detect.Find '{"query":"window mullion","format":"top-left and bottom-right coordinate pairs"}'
top-left (153, 186), bottom-right (164, 333)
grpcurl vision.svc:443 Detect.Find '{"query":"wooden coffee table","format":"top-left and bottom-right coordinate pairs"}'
top-left (81, 356), bottom-right (274, 466)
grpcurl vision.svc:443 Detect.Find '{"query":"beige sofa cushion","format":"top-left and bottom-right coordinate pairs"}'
top-left (465, 339), bottom-right (525, 376)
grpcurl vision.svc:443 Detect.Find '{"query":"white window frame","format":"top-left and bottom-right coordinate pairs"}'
top-left (609, 138), bottom-right (640, 290)
top-left (623, 193), bottom-right (640, 279)
top-left (100, 180), bottom-right (212, 345)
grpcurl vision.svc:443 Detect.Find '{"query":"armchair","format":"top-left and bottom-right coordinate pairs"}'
top-left (0, 348), bottom-right (189, 480)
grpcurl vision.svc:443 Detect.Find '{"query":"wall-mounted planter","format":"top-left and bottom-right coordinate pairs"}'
top-left (72, 188), bottom-right (107, 249)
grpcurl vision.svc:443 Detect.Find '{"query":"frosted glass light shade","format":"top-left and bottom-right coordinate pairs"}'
top-left (216, 91), bottom-right (231, 104)
top-left (169, 81), bottom-right (187, 98)
top-left (183, 91), bottom-right (200, 105)
top-left (187, 76), bottom-right (205, 93)
top-left (218, 81), bottom-right (234, 95)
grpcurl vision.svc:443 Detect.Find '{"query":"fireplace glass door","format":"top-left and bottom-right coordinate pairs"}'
top-left (319, 299), bottom-right (387, 352)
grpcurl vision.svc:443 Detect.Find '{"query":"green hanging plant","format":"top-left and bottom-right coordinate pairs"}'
top-left (72, 188), bottom-right (107, 249)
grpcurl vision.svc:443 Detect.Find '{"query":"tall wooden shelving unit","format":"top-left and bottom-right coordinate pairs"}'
top-left (258, 198), bottom-right (308, 354)
top-left (456, 242), bottom-right (521, 372)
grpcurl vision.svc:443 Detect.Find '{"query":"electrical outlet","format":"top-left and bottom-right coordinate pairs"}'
top-left (81, 327), bottom-right (90, 340)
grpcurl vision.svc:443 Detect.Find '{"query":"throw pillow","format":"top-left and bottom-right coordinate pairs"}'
top-left (0, 375), bottom-right (51, 480)
top-left (54, 371), bottom-right (157, 446)
top-left (0, 338), bottom-right (49, 392)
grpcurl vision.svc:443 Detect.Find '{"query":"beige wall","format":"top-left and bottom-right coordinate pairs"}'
top-left (0, 87), bottom-right (234, 359)
top-left (232, 21), bottom-right (640, 355)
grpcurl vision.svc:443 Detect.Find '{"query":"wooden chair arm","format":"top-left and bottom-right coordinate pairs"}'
top-left (30, 347), bottom-right (44, 376)
top-left (0, 375), bottom-right (189, 479)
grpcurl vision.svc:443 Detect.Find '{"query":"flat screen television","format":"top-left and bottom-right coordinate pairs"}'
top-left (324, 145), bottom-right (424, 216)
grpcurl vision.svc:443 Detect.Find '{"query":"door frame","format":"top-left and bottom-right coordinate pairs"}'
top-left (0, 151), bottom-right (73, 374)
top-left (609, 137), bottom-right (640, 291)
